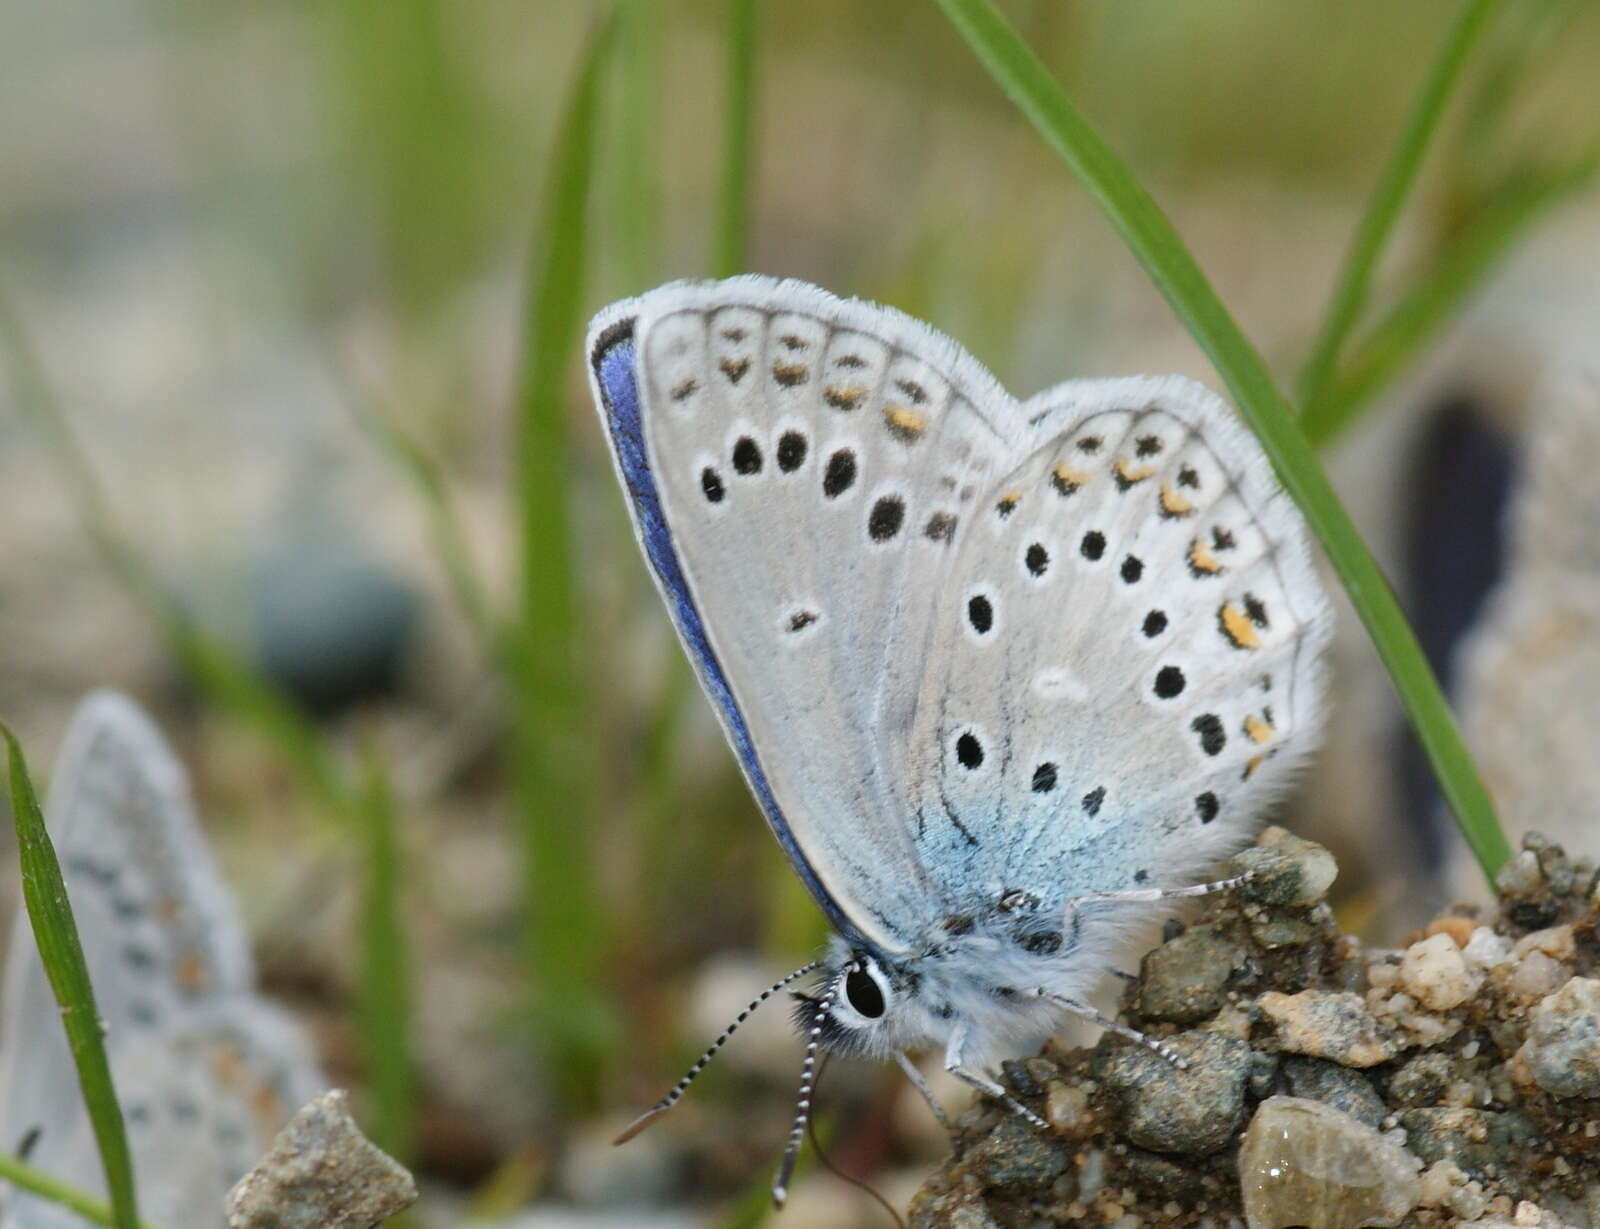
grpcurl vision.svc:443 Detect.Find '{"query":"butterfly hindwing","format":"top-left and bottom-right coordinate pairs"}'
top-left (903, 377), bottom-right (1331, 918)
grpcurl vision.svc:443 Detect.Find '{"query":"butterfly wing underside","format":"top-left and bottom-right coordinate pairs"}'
top-left (901, 378), bottom-right (1331, 919)
top-left (589, 277), bottom-right (1330, 951)
top-left (0, 693), bottom-right (323, 1229)
top-left (590, 278), bottom-right (1054, 951)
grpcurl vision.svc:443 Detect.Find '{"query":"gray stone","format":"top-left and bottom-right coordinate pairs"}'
top-left (1258, 990), bottom-right (1397, 1067)
top-left (227, 1090), bottom-right (416, 1228)
top-left (1517, 975), bottom-right (1600, 1098)
top-left (1093, 1030), bottom-right (1252, 1155)
top-left (1122, 1147), bottom-right (1206, 1203)
top-left (1137, 924), bottom-right (1241, 1023)
top-left (1398, 1108), bottom-right (1540, 1182)
top-left (1387, 1052), bottom-right (1453, 1108)
top-left (961, 1112), bottom-right (1071, 1189)
top-left (1282, 1057), bottom-right (1387, 1128)
top-left (1248, 1051), bottom-right (1281, 1099)
top-left (1235, 828), bottom-right (1338, 908)
top-left (1239, 1096), bottom-right (1420, 1229)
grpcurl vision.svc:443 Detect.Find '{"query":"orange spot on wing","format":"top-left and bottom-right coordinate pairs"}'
top-left (1114, 459), bottom-right (1155, 487)
top-left (1244, 713), bottom-right (1275, 744)
top-left (1051, 463), bottom-right (1090, 495)
top-left (823, 383), bottom-right (867, 410)
top-left (176, 952), bottom-right (209, 993)
top-left (1219, 602), bottom-right (1262, 649)
top-left (1189, 539), bottom-right (1222, 575)
top-left (884, 404), bottom-right (927, 441)
top-left (1160, 483), bottom-right (1196, 518)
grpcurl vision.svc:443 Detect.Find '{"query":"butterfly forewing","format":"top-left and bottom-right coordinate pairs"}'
top-left (594, 279), bottom-right (1046, 951)
top-left (902, 377), bottom-right (1330, 919)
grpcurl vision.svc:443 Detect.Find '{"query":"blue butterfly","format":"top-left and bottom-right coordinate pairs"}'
top-left (588, 277), bottom-right (1330, 1203)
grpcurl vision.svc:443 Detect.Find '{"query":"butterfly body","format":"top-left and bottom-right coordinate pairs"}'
top-left (589, 277), bottom-right (1331, 1134)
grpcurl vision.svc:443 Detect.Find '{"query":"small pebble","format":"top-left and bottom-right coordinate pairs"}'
top-left (1514, 925), bottom-right (1575, 961)
top-left (1046, 1081), bottom-right (1092, 1136)
top-left (226, 1091), bottom-right (416, 1229)
top-left (1425, 915), bottom-right (1478, 948)
top-left (1093, 1031), bottom-right (1252, 1155)
top-left (1137, 925), bottom-right (1240, 1023)
top-left (1415, 1159), bottom-right (1468, 1208)
top-left (1510, 951), bottom-right (1569, 1002)
top-left (1238, 1096), bottom-right (1419, 1229)
top-left (1399, 1107), bottom-right (1540, 1180)
top-left (1517, 976), bottom-right (1600, 1099)
top-left (1464, 927), bottom-right (1513, 970)
top-left (1399, 933), bottom-right (1483, 1011)
top-left (1235, 827), bottom-right (1338, 908)
top-left (1258, 991), bottom-right (1397, 1068)
top-left (1281, 1057), bottom-right (1387, 1128)
top-left (1497, 850), bottom-right (1545, 898)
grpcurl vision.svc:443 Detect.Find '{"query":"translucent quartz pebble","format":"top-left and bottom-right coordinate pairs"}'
top-left (1239, 1096), bottom-right (1420, 1229)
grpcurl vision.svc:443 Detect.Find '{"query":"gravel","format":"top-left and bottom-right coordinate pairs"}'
top-left (908, 830), bottom-right (1600, 1227)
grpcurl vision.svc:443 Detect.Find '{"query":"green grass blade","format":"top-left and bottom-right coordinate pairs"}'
top-left (616, 0), bottom-right (664, 288)
top-left (1304, 150), bottom-right (1600, 445)
top-left (0, 292), bottom-right (353, 822)
top-left (338, 373), bottom-right (498, 650)
top-left (1, 724), bottom-right (141, 1229)
top-left (1295, 0), bottom-right (1500, 415)
top-left (930, 0), bottom-right (1512, 882)
top-left (356, 739), bottom-right (416, 1165)
top-left (510, 12), bottom-right (617, 1107)
top-left (713, 0), bottom-right (760, 277)
top-left (0, 1154), bottom-right (165, 1229)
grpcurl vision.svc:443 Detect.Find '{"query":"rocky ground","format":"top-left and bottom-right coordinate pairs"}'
top-left (909, 828), bottom-right (1600, 1228)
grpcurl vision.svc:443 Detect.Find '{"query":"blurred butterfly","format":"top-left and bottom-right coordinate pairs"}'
top-left (0, 692), bottom-right (325, 1228)
top-left (587, 277), bottom-right (1331, 1202)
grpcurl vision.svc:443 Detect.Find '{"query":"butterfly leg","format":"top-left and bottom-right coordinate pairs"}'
top-left (943, 1025), bottom-right (1048, 1130)
top-left (895, 1052), bottom-right (954, 1134)
top-left (1032, 989), bottom-right (1189, 1070)
top-left (1061, 871), bottom-right (1254, 940)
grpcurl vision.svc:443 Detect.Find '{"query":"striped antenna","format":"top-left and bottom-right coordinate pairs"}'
top-left (772, 970), bottom-right (842, 1207)
top-left (614, 960), bottom-right (820, 1146)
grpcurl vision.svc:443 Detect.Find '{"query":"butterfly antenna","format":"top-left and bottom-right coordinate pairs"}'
top-left (614, 960), bottom-right (820, 1146)
top-left (772, 974), bottom-right (840, 1207)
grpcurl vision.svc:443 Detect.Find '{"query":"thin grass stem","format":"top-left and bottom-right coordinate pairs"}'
top-left (0, 1153), bottom-right (166, 1229)
top-left (509, 12), bottom-right (617, 1107)
top-left (1295, 0), bottom-right (1500, 416)
top-left (1, 724), bottom-right (141, 1229)
top-left (930, 0), bottom-right (1512, 881)
top-left (714, 0), bottom-right (760, 277)
top-left (1305, 151), bottom-right (1600, 444)
top-left (357, 737), bottom-right (416, 1165)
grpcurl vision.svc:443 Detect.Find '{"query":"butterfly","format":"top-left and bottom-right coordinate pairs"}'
top-left (587, 276), bottom-right (1331, 1203)
top-left (0, 692), bottom-right (325, 1228)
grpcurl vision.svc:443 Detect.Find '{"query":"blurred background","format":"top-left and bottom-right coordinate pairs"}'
top-left (2, 0), bottom-right (1598, 1224)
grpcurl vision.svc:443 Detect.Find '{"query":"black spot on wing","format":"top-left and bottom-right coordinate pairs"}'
top-left (823, 449), bottom-right (857, 498)
top-left (777, 431), bottom-right (807, 472)
top-left (1192, 714), bottom-right (1226, 756)
top-left (868, 496), bottom-right (905, 541)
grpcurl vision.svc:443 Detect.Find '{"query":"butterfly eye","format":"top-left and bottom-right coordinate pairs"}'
top-left (843, 964), bottom-right (886, 1019)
